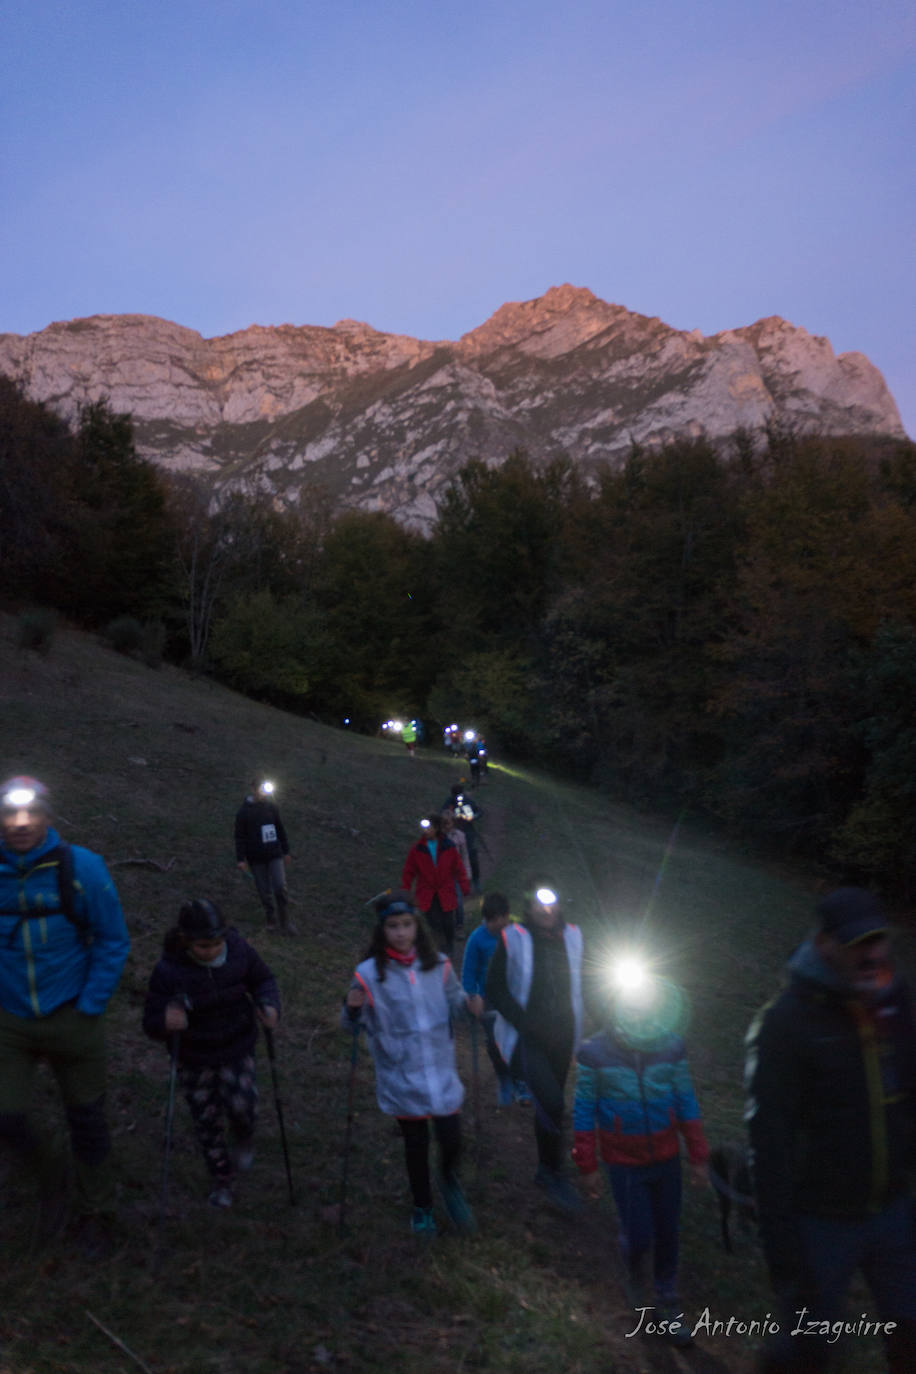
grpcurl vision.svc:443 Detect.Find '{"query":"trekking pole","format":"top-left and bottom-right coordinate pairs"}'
top-left (338, 1021), bottom-right (361, 1237)
top-left (263, 1025), bottom-right (296, 1205)
top-left (469, 1016), bottom-right (482, 1166)
top-left (154, 1030), bottom-right (181, 1273)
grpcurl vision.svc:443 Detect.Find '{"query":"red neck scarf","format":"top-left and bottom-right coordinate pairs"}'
top-left (386, 946), bottom-right (416, 966)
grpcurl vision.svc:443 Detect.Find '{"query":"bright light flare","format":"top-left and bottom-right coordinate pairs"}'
top-left (258, 780), bottom-right (275, 796)
top-left (3, 788), bottom-right (36, 809)
top-left (611, 955), bottom-right (652, 1000)
top-left (535, 886), bottom-right (558, 907)
top-left (420, 817), bottom-right (431, 829)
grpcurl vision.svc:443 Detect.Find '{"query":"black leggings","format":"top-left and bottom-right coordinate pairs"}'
top-left (512, 1038), bottom-right (572, 1172)
top-left (424, 897), bottom-right (456, 959)
top-left (398, 1114), bottom-right (462, 1208)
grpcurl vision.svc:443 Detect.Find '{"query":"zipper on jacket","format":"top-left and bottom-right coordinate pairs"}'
top-left (635, 1052), bottom-right (656, 1162)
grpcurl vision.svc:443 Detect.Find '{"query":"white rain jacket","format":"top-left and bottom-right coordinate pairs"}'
top-left (344, 953), bottom-right (468, 1117)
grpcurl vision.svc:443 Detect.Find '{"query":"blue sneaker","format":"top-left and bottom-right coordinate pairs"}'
top-left (439, 1175), bottom-right (477, 1234)
top-left (410, 1206), bottom-right (437, 1235)
top-left (513, 1080), bottom-right (532, 1105)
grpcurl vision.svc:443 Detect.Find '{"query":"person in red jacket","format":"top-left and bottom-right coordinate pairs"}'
top-left (401, 814), bottom-right (471, 958)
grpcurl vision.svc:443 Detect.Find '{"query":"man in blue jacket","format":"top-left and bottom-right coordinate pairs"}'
top-left (0, 775), bottom-right (130, 1254)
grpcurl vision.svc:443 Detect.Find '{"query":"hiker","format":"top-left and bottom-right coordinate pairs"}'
top-left (746, 887), bottom-right (916, 1372)
top-left (0, 775), bottom-right (130, 1256)
top-left (234, 779), bottom-right (295, 933)
top-left (440, 810), bottom-right (471, 939)
top-left (342, 889), bottom-right (483, 1235)
top-left (572, 969), bottom-right (709, 1348)
top-left (442, 783), bottom-right (483, 892)
top-left (142, 898), bottom-right (281, 1209)
top-left (401, 814), bottom-right (470, 958)
top-left (401, 720), bottom-right (417, 756)
top-left (485, 883), bottom-right (586, 1212)
top-left (461, 892), bottom-right (529, 1106)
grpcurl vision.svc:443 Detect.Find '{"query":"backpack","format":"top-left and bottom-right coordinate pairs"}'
top-left (1, 840), bottom-right (91, 945)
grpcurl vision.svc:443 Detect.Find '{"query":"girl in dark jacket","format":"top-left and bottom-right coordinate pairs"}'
top-left (143, 899), bottom-right (281, 1208)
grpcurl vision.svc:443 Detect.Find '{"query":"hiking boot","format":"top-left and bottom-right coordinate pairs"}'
top-left (208, 1183), bottom-right (234, 1209)
top-left (410, 1206), bottom-right (437, 1235)
top-left (533, 1164), bottom-right (584, 1215)
top-left (439, 1174), bottom-right (477, 1234)
top-left (70, 1213), bottom-right (115, 1260)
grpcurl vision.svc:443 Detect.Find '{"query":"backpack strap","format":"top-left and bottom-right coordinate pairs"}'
top-left (0, 842), bottom-right (91, 946)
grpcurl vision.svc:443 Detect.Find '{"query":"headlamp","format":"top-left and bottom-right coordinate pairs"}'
top-left (535, 886), bottom-right (558, 907)
top-left (259, 780), bottom-right (275, 796)
top-left (3, 788), bottom-right (37, 809)
top-left (420, 817), bottom-right (431, 829)
top-left (393, 720), bottom-right (403, 732)
top-left (610, 955), bottom-right (653, 1003)
top-left (464, 730), bottom-right (476, 741)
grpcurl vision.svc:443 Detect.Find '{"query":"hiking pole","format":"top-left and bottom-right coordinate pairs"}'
top-left (154, 1031), bottom-right (181, 1273)
top-left (263, 1025), bottom-right (296, 1205)
top-left (469, 1016), bottom-right (482, 1167)
top-left (338, 1021), bottom-right (361, 1237)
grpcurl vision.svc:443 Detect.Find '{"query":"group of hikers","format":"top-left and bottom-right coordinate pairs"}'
top-left (2, 770), bottom-right (916, 1370)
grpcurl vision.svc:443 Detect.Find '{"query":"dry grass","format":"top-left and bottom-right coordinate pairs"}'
top-left (0, 615), bottom-right (893, 1373)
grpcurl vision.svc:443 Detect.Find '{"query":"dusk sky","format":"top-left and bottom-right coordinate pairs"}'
top-left (3, 0), bottom-right (914, 435)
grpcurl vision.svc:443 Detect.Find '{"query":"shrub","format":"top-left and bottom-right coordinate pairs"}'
top-left (16, 608), bottom-right (57, 654)
top-left (104, 615), bottom-right (145, 655)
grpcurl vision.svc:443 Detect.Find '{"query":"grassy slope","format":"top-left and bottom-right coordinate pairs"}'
top-left (0, 616), bottom-right (894, 1374)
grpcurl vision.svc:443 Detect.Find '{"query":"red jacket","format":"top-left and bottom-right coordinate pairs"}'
top-left (401, 837), bottom-right (470, 914)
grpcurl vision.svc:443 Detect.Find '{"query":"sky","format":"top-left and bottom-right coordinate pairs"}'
top-left (2, 0), bottom-right (914, 435)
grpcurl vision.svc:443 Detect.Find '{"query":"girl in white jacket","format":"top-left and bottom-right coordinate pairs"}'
top-left (344, 890), bottom-right (483, 1234)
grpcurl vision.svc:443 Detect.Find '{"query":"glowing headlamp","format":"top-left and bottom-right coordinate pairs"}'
top-left (393, 720), bottom-right (403, 732)
top-left (258, 780), bottom-right (275, 796)
top-left (3, 788), bottom-right (36, 809)
top-left (464, 730), bottom-right (476, 741)
top-left (420, 817), bottom-right (431, 829)
top-left (535, 887), bottom-right (558, 907)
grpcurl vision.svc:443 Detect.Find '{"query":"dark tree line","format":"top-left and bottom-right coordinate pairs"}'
top-left (3, 375), bottom-right (915, 893)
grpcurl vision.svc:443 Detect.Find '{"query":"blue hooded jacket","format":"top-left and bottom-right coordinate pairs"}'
top-left (0, 826), bottom-right (130, 1017)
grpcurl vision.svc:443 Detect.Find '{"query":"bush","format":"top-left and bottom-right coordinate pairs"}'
top-left (104, 615), bottom-right (145, 655)
top-left (16, 608), bottom-right (57, 654)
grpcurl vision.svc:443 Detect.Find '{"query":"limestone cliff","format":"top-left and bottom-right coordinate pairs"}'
top-left (0, 285), bottom-right (904, 531)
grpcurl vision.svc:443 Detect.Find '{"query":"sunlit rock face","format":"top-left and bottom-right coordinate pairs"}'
top-left (0, 285), bottom-right (904, 533)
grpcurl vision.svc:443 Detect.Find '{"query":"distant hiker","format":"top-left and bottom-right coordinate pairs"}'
top-left (440, 810), bottom-right (470, 938)
top-left (572, 971), bottom-right (709, 1347)
top-left (461, 892), bottom-right (529, 1106)
top-left (442, 783), bottom-right (483, 892)
top-left (746, 887), bottom-right (916, 1372)
top-left (485, 883), bottom-right (585, 1213)
top-left (0, 775), bottom-right (130, 1257)
top-left (143, 898), bottom-right (281, 1210)
top-left (342, 890), bottom-right (483, 1235)
top-left (234, 779), bottom-right (295, 933)
top-left (401, 720), bottom-right (417, 756)
top-left (401, 814), bottom-right (471, 958)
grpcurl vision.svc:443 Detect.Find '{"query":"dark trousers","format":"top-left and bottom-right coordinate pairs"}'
top-left (250, 859), bottom-right (287, 920)
top-left (512, 1037), bottom-right (571, 1172)
top-left (424, 897), bottom-right (455, 958)
top-left (398, 1114), bottom-right (462, 1208)
top-left (606, 1154), bottom-right (682, 1301)
top-left (180, 1054), bottom-right (258, 1181)
top-left (759, 1196), bottom-right (916, 1372)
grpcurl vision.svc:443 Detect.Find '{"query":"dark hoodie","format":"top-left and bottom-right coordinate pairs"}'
top-left (143, 927), bottom-right (280, 1067)
top-left (234, 796), bottom-right (289, 864)
top-left (745, 938), bottom-right (916, 1287)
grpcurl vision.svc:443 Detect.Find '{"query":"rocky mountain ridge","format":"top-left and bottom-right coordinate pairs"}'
top-left (0, 284), bottom-right (905, 531)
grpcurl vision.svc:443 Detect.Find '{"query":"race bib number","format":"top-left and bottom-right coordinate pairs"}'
top-left (260, 824), bottom-right (278, 845)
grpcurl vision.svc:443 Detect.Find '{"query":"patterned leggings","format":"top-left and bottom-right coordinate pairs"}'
top-left (180, 1054), bottom-right (258, 1180)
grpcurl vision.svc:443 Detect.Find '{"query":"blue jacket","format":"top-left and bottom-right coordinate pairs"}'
top-left (0, 827), bottom-right (130, 1018)
top-left (461, 923), bottom-right (499, 996)
top-left (572, 1026), bottom-right (708, 1173)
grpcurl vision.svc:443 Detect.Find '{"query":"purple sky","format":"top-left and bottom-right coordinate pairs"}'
top-left (2, 0), bottom-right (914, 435)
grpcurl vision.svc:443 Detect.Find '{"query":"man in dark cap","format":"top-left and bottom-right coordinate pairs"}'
top-left (745, 888), bottom-right (916, 1371)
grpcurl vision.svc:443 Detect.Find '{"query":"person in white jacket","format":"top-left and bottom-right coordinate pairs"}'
top-left (343, 890), bottom-right (483, 1235)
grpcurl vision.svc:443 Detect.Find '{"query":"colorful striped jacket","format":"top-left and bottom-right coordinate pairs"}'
top-left (572, 1027), bottom-right (708, 1172)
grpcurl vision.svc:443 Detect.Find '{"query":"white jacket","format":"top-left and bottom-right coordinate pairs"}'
top-left (346, 953), bottom-right (467, 1116)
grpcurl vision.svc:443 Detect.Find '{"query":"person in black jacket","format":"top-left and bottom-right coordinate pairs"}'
top-left (143, 899), bottom-right (281, 1209)
top-left (745, 888), bottom-right (916, 1372)
top-left (442, 783), bottom-right (483, 892)
top-left (234, 780), bottom-right (295, 934)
